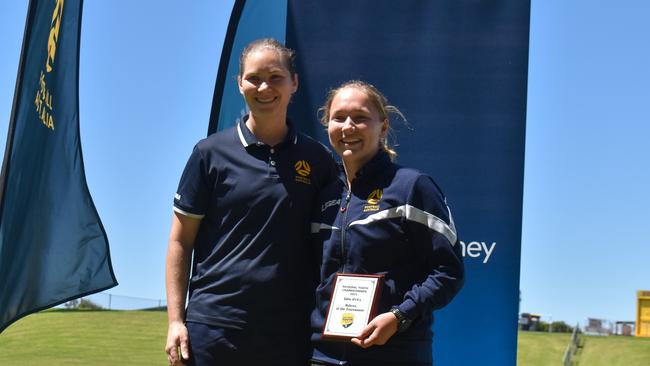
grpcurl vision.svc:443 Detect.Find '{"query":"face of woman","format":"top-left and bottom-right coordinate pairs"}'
top-left (327, 87), bottom-right (388, 171)
top-left (238, 49), bottom-right (297, 120)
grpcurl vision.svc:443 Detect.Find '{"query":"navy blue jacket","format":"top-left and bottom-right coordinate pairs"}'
top-left (311, 151), bottom-right (464, 365)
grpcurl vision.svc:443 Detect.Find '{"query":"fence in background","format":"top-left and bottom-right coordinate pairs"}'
top-left (562, 324), bottom-right (581, 366)
top-left (69, 292), bottom-right (166, 310)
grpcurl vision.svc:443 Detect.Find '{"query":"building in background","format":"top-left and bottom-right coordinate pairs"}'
top-left (584, 318), bottom-right (611, 336)
top-left (519, 313), bottom-right (541, 331)
top-left (613, 321), bottom-right (635, 336)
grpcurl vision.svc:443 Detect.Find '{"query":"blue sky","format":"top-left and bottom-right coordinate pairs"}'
top-left (1, 1), bottom-right (649, 328)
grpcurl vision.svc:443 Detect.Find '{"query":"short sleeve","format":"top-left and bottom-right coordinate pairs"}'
top-left (173, 145), bottom-right (211, 219)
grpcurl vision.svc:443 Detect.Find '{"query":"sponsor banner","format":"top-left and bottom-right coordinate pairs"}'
top-left (210, 1), bottom-right (529, 364)
top-left (0, 0), bottom-right (117, 333)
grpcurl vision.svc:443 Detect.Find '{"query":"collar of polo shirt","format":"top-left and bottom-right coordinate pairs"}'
top-left (237, 115), bottom-right (298, 148)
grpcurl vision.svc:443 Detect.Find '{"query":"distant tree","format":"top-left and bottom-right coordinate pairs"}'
top-left (77, 298), bottom-right (103, 310)
top-left (531, 320), bottom-right (573, 333)
top-left (536, 321), bottom-right (549, 332)
top-left (551, 321), bottom-right (573, 333)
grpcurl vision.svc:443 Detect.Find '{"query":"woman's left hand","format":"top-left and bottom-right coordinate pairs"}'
top-left (350, 312), bottom-right (398, 348)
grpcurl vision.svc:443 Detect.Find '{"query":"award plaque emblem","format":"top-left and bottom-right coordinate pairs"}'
top-left (341, 313), bottom-right (354, 328)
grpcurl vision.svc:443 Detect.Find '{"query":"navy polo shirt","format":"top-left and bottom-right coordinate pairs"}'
top-left (173, 117), bottom-right (336, 333)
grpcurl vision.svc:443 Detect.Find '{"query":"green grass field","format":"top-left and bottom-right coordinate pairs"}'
top-left (517, 331), bottom-right (650, 366)
top-left (0, 310), bottom-right (167, 365)
top-left (2, 311), bottom-right (650, 365)
top-left (573, 335), bottom-right (650, 366)
top-left (517, 331), bottom-right (571, 365)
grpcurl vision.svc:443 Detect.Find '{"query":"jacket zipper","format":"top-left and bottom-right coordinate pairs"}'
top-left (339, 182), bottom-right (352, 363)
top-left (340, 187), bottom-right (351, 273)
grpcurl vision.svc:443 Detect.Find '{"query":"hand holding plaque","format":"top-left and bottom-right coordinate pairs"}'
top-left (322, 273), bottom-right (383, 340)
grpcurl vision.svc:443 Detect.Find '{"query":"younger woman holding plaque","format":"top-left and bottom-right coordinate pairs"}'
top-left (311, 81), bottom-right (464, 366)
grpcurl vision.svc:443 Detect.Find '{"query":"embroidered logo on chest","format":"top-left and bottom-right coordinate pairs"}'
top-left (363, 189), bottom-right (382, 212)
top-left (294, 160), bottom-right (312, 184)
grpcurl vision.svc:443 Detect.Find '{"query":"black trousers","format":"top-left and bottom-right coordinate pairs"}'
top-left (186, 321), bottom-right (310, 366)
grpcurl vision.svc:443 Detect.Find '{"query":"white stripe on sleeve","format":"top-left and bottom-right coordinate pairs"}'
top-left (173, 206), bottom-right (205, 219)
top-left (348, 204), bottom-right (457, 245)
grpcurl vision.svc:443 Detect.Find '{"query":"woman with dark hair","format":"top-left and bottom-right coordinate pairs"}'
top-left (165, 38), bottom-right (336, 366)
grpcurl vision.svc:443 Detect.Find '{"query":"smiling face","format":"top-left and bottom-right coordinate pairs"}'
top-left (238, 48), bottom-right (298, 121)
top-left (327, 87), bottom-right (388, 176)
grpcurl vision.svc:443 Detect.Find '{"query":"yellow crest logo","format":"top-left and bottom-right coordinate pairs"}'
top-left (367, 189), bottom-right (383, 205)
top-left (294, 160), bottom-right (311, 177)
top-left (363, 189), bottom-right (382, 212)
top-left (341, 313), bottom-right (354, 328)
top-left (46, 0), bottom-right (65, 73)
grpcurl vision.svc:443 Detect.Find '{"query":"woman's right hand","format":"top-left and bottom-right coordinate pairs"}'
top-left (165, 321), bottom-right (190, 365)
top-left (350, 312), bottom-right (399, 348)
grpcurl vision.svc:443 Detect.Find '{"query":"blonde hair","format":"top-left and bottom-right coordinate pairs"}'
top-left (319, 80), bottom-right (405, 160)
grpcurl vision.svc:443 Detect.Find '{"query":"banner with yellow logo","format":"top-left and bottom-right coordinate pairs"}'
top-left (0, 0), bottom-right (117, 333)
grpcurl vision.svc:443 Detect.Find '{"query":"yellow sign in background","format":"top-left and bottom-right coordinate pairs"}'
top-left (636, 291), bottom-right (650, 337)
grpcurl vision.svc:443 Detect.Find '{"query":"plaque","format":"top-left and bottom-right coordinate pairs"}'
top-left (322, 273), bottom-right (383, 340)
